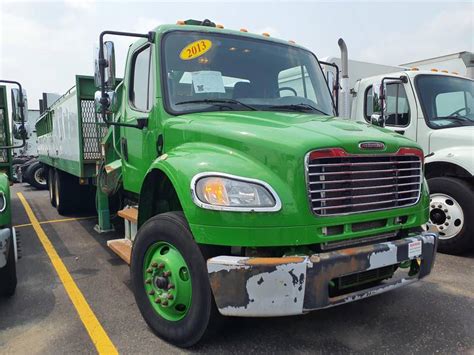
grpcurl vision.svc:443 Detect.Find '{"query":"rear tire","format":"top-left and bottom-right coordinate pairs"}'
top-left (55, 170), bottom-right (78, 215)
top-left (49, 168), bottom-right (56, 207)
top-left (131, 212), bottom-right (214, 347)
top-left (26, 162), bottom-right (47, 190)
top-left (428, 177), bottom-right (474, 254)
top-left (0, 231), bottom-right (17, 297)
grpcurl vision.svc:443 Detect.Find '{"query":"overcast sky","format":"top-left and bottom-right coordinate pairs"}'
top-left (1, 0), bottom-right (472, 109)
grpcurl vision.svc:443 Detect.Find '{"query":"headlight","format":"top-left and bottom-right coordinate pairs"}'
top-left (0, 192), bottom-right (6, 213)
top-left (191, 173), bottom-right (281, 211)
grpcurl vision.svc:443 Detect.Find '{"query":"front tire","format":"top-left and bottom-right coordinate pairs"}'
top-left (428, 177), bottom-right (474, 254)
top-left (131, 212), bottom-right (213, 347)
top-left (0, 232), bottom-right (17, 297)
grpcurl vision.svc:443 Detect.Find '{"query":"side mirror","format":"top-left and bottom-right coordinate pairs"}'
top-left (94, 90), bottom-right (118, 115)
top-left (370, 114), bottom-right (385, 128)
top-left (11, 88), bottom-right (28, 123)
top-left (94, 41), bottom-right (116, 89)
top-left (371, 81), bottom-right (386, 127)
top-left (13, 122), bottom-right (28, 140)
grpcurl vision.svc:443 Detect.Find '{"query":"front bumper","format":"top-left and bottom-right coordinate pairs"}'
top-left (207, 232), bottom-right (437, 317)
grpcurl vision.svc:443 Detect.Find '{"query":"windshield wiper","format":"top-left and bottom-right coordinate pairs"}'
top-left (268, 103), bottom-right (329, 116)
top-left (175, 99), bottom-right (257, 111)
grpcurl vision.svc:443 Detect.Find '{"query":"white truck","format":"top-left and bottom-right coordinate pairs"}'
top-left (321, 41), bottom-right (473, 255)
top-left (12, 93), bottom-right (60, 190)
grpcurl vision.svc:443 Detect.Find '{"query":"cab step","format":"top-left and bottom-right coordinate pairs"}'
top-left (107, 206), bottom-right (138, 264)
top-left (117, 206), bottom-right (138, 241)
top-left (107, 238), bottom-right (132, 264)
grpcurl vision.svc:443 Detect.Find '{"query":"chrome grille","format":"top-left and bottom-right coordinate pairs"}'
top-left (306, 153), bottom-right (422, 216)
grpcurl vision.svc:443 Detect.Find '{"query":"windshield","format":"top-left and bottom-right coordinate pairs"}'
top-left (415, 75), bottom-right (474, 129)
top-left (162, 31), bottom-right (334, 116)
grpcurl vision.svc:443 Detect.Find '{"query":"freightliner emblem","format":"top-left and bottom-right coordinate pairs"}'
top-left (358, 141), bottom-right (386, 150)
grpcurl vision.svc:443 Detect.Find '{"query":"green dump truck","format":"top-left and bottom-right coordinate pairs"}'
top-left (37, 19), bottom-right (438, 346)
top-left (0, 80), bottom-right (28, 297)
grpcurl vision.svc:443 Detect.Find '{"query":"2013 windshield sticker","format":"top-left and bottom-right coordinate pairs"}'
top-left (180, 40), bottom-right (212, 60)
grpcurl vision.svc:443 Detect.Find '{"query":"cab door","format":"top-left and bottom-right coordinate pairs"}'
top-left (121, 43), bottom-right (156, 194)
top-left (364, 79), bottom-right (418, 141)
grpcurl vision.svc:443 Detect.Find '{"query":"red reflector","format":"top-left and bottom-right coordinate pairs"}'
top-left (309, 148), bottom-right (347, 160)
top-left (397, 147), bottom-right (424, 163)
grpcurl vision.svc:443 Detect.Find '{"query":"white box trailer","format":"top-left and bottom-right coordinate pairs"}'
top-left (400, 51), bottom-right (474, 79)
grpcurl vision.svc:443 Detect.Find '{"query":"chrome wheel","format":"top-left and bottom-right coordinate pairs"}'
top-left (34, 167), bottom-right (47, 186)
top-left (429, 193), bottom-right (464, 240)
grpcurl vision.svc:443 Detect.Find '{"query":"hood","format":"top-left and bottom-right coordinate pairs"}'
top-left (165, 111), bottom-right (419, 158)
top-left (429, 126), bottom-right (474, 153)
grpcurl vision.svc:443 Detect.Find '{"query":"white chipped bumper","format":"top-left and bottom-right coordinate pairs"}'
top-left (207, 232), bottom-right (438, 317)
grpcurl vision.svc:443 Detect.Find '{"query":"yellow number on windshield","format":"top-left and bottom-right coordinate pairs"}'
top-left (180, 39), bottom-right (212, 60)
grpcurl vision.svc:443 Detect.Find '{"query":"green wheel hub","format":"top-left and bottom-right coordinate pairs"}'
top-left (143, 242), bottom-right (192, 321)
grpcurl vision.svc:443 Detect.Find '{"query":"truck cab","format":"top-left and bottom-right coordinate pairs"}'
top-left (350, 70), bottom-right (473, 254)
top-left (0, 81), bottom-right (28, 297)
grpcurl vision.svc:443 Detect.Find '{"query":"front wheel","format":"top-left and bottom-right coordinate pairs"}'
top-left (428, 177), bottom-right (474, 254)
top-left (131, 212), bottom-right (214, 347)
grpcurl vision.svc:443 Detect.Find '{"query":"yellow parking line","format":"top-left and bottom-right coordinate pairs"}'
top-left (14, 216), bottom-right (95, 229)
top-left (17, 193), bottom-right (118, 355)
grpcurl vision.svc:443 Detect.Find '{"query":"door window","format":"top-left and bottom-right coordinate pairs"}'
top-left (129, 46), bottom-right (153, 112)
top-left (365, 83), bottom-right (410, 127)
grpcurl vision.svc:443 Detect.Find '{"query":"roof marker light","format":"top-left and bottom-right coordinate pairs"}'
top-left (262, 32), bottom-right (270, 37)
top-left (289, 40), bottom-right (296, 44)
top-left (176, 20), bottom-right (185, 25)
top-left (410, 67), bottom-right (419, 71)
top-left (441, 70), bottom-right (448, 73)
top-left (216, 24), bottom-right (224, 29)
top-left (452, 71), bottom-right (459, 75)
top-left (431, 68), bottom-right (439, 72)
top-left (240, 28), bottom-right (248, 32)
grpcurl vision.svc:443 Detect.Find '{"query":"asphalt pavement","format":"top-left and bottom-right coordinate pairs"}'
top-left (0, 185), bottom-right (473, 354)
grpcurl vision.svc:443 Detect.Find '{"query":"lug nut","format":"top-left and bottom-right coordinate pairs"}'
top-left (155, 298), bottom-right (161, 304)
top-left (444, 222), bottom-right (449, 226)
top-left (162, 300), bottom-right (169, 306)
top-left (145, 278), bottom-right (152, 284)
top-left (151, 262), bottom-right (158, 268)
top-left (438, 204), bottom-right (442, 208)
top-left (167, 294), bottom-right (174, 300)
top-left (167, 284), bottom-right (175, 290)
top-left (447, 216), bottom-right (451, 220)
top-left (443, 209), bottom-right (448, 213)
top-left (439, 226), bottom-right (444, 230)
top-left (163, 271), bottom-right (172, 277)
top-left (146, 268), bottom-right (153, 273)
top-left (158, 263), bottom-right (165, 269)
top-left (431, 204), bottom-right (435, 208)
top-left (148, 290), bottom-right (155, 295)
